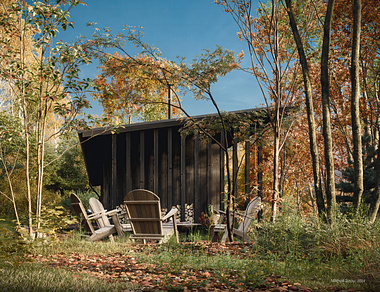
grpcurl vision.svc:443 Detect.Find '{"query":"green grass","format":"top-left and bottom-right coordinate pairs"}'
top-left (0, 261), bottom-right (136, 292)
top-left (1, 213), bottom-right (379, 291)
top-left (250, 212), bottom-right (380, 291)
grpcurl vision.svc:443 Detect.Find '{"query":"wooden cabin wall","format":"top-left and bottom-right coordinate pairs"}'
top-left (100, 127), bottom-right (225, 222)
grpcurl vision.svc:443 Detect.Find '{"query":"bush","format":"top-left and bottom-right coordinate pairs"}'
top-left (0, 220), bottom-right (30, 261)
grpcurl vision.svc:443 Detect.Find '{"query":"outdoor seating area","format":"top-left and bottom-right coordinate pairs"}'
top-left (71, 189), bottom-right (262, 244)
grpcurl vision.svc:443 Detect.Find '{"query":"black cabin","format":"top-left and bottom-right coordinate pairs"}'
top-left (78, 108), bottom-right (266, 222)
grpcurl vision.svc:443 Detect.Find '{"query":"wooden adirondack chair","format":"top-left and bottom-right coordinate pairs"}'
top-left (70, 193), bottom-right (125, 242)
top-left (89, 197), bottom-right (132, 233)
top-left (211, 196), bottom-right (261, 243)
top-left (124, 189), bottom-right (179, 244)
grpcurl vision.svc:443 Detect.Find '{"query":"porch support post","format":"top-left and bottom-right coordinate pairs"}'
top-left (194, 136), bottom-right (199, 221)
top-left (168, 128), bottom-right (173, 209)
top-left (111, 133), bottom-right (117, 208)
top-left (258, 145), bottom-right (263, 197)
top-left (220, 132), bottom-right (225, 210)
top-left (126, 132), bottom-right (132, 194)
top-left (154, 129), bottom-right (159, 194)
top-left (245, 141), bottom-right (251, 196)
top-left (140, 131), bottom-right (145, 189)
top-left (233, 140), bottom-right (238, 200)
top-left (207, 138), bottom-right (212, 210)
top-left (180, 135), bottom-right (186, 221)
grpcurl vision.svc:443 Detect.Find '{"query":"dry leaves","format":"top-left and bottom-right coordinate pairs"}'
top-left (25, 243), bottom-right (315, 291)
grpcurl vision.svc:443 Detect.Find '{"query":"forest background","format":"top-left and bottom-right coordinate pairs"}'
top-left (0, 0), bottom-right (379, 238)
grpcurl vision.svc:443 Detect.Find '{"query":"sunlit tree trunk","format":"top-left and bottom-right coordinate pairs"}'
top-left (351, 0), bottom-right (363, 213)
top-left (370, 136), bottom-right (380, 223)
top-left (18, 8), bottom-right (34, 237)
top-left (21, 98), bottom-right (33, 238)
top-left (272, 118), bottom-right (280, 221)
top-left (321, 0), bottom-right (336, 221)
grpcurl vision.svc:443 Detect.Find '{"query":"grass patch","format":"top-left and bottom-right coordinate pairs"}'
top-left (1, 212), bottom-right (379, 291)
top-left (0, 260), bottom-right (137, 292)
top-left (251, 212), bottom-right (380, 291)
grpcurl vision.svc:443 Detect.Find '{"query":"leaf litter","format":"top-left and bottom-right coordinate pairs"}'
top-left (24, 242), bottom-right (346, 291)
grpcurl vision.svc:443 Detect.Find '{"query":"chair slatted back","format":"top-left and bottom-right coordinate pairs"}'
top-left (89, 197), bottom-right (111, 228)
top-left (70, 193), bottom-right (95, 234)
top-left (124, 189), bottom-right (163, 237)
top-left (236, 196), bottom-right (261, 233)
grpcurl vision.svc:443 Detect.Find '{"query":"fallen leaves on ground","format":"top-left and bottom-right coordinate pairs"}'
top-left (24, 242), bottom-right (338, 291)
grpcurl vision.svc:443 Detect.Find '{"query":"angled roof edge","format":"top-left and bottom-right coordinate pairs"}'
top-left (79, 107), bottom-right (269, 138)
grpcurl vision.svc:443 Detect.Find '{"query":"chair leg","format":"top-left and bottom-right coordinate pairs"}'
top-left (220, 226), bottom-right (229, 243)
top-left (211, 229), bottom-right (219, 242)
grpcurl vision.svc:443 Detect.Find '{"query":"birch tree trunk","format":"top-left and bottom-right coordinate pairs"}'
top-left (272, 119), bottom-right (280, 221)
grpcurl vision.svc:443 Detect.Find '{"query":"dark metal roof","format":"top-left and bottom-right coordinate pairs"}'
top-left (78, 107), bottom-right (268, 137)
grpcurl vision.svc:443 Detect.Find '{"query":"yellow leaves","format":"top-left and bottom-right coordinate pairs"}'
top-left (237, 50), bottom-right (244, 62)
top-left (93, 52), bottom-right (183, 123)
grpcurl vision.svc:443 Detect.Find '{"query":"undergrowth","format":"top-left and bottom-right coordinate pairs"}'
top-left (0, 199), bottom-right (379, 291)
top-left (0, 261), bottom-right (136, 292)
top-left (251, 210), bottom-right (380, 291)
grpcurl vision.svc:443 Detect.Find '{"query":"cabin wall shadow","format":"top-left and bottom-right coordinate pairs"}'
top-left (95, 128), bottom-right (224, 222)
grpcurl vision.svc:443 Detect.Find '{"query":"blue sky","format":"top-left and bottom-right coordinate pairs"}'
top-left (60, 0), bottom-right (263, 117)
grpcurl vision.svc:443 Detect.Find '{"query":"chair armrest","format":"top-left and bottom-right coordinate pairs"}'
top-left (161, 207), bottom-right (178, 221)
top-left (162, 207), bottom-right (179, 243)
top-left (117, 210), bottom-right (128, 217)
top-left (90, 209), bottom-right (122, 217)
top-left (236, 211), bottom-right (259, 220)
top-left (87, 211), bottom-right (106, 220)
top-left (214, 210), bottom-right (227, 215)
top-left (104, 209), bottom-right (118, 216)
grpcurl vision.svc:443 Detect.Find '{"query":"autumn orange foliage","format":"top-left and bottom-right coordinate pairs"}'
top-left (93, 52), bottom-right (182, 124)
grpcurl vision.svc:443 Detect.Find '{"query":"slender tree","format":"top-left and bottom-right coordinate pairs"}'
top-left (284, 0), bottom-right (325, 217)
top-left (216, 0), bottom-right (297, 221)
top-left (320, 0), bottom-right (337, 221)
top-left (350, 0), bottom-right (363, 213)
top-left (0, 0), bottom-right (92, 237)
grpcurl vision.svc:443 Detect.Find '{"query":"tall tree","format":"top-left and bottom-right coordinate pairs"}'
top-left (0, 0), bottom-right (92, 237)
top-left (320, 0), bottom-right (337, 221)
top-left (216, 0), bottom-right (298, 221)
top-left (284, 0), bottom-right (337, 221)
top-left (350, 0), bottom-right (363, 213)
top-left (284, 0), bottom-right (325, 217)
top-left (326, 0), bottom-right (380, 219)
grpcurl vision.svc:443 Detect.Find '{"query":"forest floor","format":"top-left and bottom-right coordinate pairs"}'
top-left (22, 241), bottom-right (364, 292)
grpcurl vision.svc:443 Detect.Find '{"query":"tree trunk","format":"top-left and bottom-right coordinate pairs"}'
top-left (0, 150), bottom-right (21, 229)
top-left (321, 0), bottom-right (337, 221)
top-left (19, 11), bottom-right (33, 237)
top-left (351, 0), bottom-right (363, 213)
top-left (370, 136), bottom-right (380, 223)
top-left (272, 123), bottom-right (280, 221)
top-left (284, 0), bottom-right (325, 216)
top-left (270, 1), bottom-right (282, 222)
top-left (22, 101), bottom-right (33, 238)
